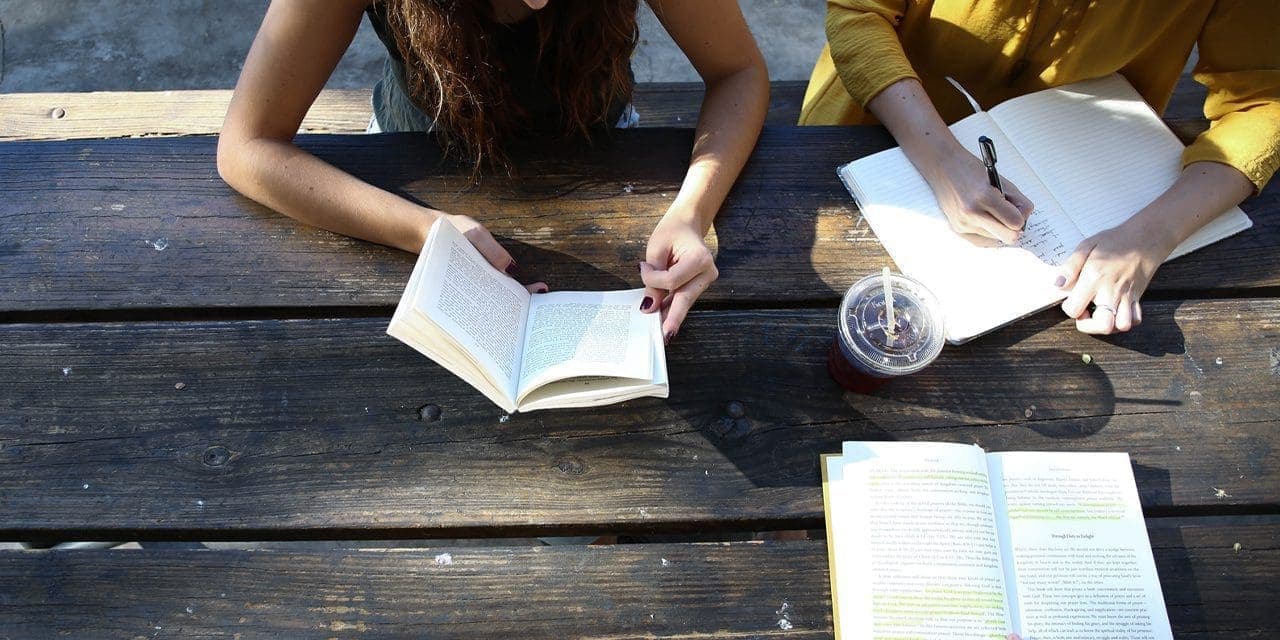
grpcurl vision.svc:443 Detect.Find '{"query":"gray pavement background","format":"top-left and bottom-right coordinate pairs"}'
top-left (0, 0), bottom-right (825, 93)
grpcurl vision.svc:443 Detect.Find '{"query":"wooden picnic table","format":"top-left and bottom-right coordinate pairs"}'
top-left (1, 82), bottom-right (1278, 638)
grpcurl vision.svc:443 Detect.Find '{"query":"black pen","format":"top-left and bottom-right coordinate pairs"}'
top-left (978, 136), bottom-right (1003, 195)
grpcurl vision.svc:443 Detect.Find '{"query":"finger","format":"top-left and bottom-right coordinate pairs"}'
top-left (1114, 291), bottom-right (1134, 333)
top-left (981, 190), bottom-right (1028, 232)
top-left (636, 263), bottom-right (663, 314)
top-left (1057, 240), bottom-right (1095, 290)
top-left (525, 282), bottom-right (549, 295)
top-left (640, 257), bottom-right (705, 293)
top-left (661, 271), bottom-right (716, 341)
top-left (1061, 266), bottom-right (1100, 318)
top-left (1002, 181), bottom-right (1035, 218)
top-left (1075, 285), bottom-right (1118, 335)
top-left (464, 227), bottom-right (518, 275)
top-left (970, 211), bottom-right (1021, 244)
top-left (1132, 300), bottom-right (1143, 327)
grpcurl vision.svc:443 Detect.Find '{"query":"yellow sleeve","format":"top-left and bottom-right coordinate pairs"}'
top-left (1182, 0), bottom-right (1280, 191)
top-left (826, 0), bottom-right (917, 107)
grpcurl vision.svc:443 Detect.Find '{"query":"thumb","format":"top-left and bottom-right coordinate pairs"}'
top-left (638, 261), bottom-right (662, 314)
top-left (1057, 240), bottom-right (1095, 289)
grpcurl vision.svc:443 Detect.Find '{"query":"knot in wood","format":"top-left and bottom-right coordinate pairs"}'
top-left (417, 404), bottom-right (443, 422)
top-left (51, 107), bottom-right (67, 119)
top-left (201, 446), bottom-right (231, 467)
top-left (555, 457), bottom-right (586, 475)
top-left (712, 416), bottom-right (751, 440)
top-left (726, 401), bottom-right (746, 419)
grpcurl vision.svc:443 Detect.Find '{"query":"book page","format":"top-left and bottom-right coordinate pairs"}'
top-left (828, 442), bottom-right (1012, 640)
top-left (991, 73), bottom-right (1251, 249)
top-left (988, 452), bottom-right (1172, 640)
top-left (387, 238), bottom-right (515, 412)
top-left (515, 289), bottom-right (654, 402)
top-left (413, 218), bottom-right (532, 401)
top-left (840, 111), bottom-right (1077, 342)
top-left (517, 332), bottom-right (668, 411)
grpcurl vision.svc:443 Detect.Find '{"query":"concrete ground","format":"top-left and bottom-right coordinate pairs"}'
top-left (0, 0), bottom-right (825, 93)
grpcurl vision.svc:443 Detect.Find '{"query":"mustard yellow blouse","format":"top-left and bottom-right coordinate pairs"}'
top-left (800, 0), bottom-right (1280, 191)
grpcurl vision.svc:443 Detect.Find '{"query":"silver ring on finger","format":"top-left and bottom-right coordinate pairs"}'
top-left (1094, 303), bottom-right (1117, 316)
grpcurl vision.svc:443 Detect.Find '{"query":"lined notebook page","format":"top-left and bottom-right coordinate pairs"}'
top-left (840, 112), bottom-right (1073, 343)
top-left (991, 74), bottom-right (1251, 255)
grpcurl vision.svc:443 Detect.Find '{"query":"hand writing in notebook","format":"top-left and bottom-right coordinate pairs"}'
top-left (1056, 162), bottom-right (1255, 335)
top-left (867, 80), bottom-right (1034, 245)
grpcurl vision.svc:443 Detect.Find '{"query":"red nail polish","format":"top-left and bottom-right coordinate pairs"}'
top-left (640, 296), bottom-right (653, 311)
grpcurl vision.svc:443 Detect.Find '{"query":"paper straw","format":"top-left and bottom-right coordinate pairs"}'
top-left (883, 266), bottom-right (896, 336)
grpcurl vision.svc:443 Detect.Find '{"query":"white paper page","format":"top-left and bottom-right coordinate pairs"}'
top-left (517, 327), bottom-right (668, 411)
top-left (515, 289), bottom-right (653, 402)
top-left (413, 218), bottom-right (532, 401)
top-left (988, 452), bottom-right (1172, 640)
top-left (841, 111), bottom-right (1075, 342)
top-left (831, 442), bottom-right (1012, 640)
top-left (387, 222), bottom-right (518, 412)
top-left (823, 454), bottom-right (854, 640)
top-left (991, 73), bottom-right (1250, 248)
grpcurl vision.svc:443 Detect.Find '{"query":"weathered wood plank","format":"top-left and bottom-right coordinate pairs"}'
top-left (0, 76), bottom-right (1213, 142)
top-left (0, 519), bottom-right (1275, 639)
top-left (1, 299), bottom-right (1275, 539)
top-left (2, 129), bottom-right (1276, 314)
top-left (0, 90), bottom-right (375, 141)
top-left (0, 83), bottom-right (808, 142)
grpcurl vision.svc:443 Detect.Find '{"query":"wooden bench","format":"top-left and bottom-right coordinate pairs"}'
top-left (1, 80), bottom-right (1277, 637)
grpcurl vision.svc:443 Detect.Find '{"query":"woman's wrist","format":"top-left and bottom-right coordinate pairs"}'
top-left (405, 206), bottom-right (446, 253)
top-left (1122, 205), bottom-right (1181, 259)
top-left (660, 200), bottom-right (715, 235)
top-left (909, 133), bottom-right (970, 184)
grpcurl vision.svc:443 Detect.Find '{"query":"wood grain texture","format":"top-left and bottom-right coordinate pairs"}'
top-left (1, 299), bottom-right (1275, 539)
top-left (0, 83), bottom-right (808, 142)
top-left (0, 76), bottom-right (1214, 142)
top-left (3, 129), bottom-right (1276, 315)
top-left (1, 518), bottom-right (1275, 639)
top-left (0, 90), bottom-right (375, 141)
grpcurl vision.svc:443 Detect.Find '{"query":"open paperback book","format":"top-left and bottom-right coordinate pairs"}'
top-left (838, 73), bottom-right (1252, 343)
top-left (387, 217), bottom-right (667, 413)
top-left (823, 442), bottom-right (1172, 640)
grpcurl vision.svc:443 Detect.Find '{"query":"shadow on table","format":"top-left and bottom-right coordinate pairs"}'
top-left (666, 335), bottom-right (1119, 490)
top-left (1091, 299), bottom-right (1189, 357)
top-left (668, 303), bottom-right (1199, 491)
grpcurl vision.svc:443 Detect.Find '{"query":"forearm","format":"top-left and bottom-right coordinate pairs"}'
top-left (866, 78), bottom-right (965, 180)
top-left (1126, 161), bottom-right (1255, 255)
top-left (218, 136), bottom-right (440, 253)
top-left (665, 66), bottom-right (769, 234)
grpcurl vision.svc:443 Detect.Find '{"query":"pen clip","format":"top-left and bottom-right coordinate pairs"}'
top-left (978, 136), bottom-right (997, 167)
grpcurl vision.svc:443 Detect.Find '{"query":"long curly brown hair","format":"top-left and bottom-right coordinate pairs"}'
top-left (383, 0), bottom-right (639, 173)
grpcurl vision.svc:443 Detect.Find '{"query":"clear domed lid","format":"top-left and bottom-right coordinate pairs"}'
top-left (837, 272), bottom-right (945, 376)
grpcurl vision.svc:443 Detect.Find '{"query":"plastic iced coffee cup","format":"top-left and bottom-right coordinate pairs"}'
top-left (827, 271), bottom-right (945, 393)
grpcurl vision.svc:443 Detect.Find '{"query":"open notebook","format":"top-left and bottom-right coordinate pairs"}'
top-left (823, 442), bottom-right (1173, 640)
top-left (839, 74), bottom-right (1252, 343)
top-left (387, 218), bottom-right (667, 413)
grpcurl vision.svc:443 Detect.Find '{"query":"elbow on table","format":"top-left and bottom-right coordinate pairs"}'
top-left (215, 132), bottom-right (250, 194)
top-left (702, 52), bottom-right (770, 116)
